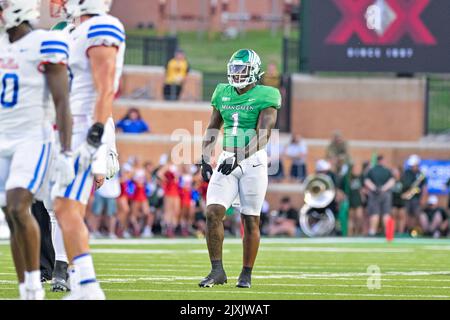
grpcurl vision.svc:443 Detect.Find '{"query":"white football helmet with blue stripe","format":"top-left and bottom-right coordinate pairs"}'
top-left (51, 0), bottom-right (113, 20)
top-left (0, 0), bottom-right (40, 31)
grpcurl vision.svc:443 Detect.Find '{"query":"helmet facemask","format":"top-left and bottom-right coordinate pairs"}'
top-left (0, 0), bottom-right (41, 31)
top-left (227, 49), bottom-right (263, 90)
top-left (51, 0), bottom-right (113, 20)
top-left (227, 63), bottom-right (253, 89)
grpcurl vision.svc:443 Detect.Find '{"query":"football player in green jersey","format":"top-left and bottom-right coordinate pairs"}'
top-left (199, 49), bottom-right (281, 288)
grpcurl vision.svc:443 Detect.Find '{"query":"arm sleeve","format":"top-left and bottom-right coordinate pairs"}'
top-left (86, 16), bottom-right (126, 51)
top-left (39, 31), bottom-right (69, 66)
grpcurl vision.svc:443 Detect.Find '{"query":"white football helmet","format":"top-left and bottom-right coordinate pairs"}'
top-left (227, 49), bottom-right (264, 89)
top-left (50, 0), bottom-right (112, 20)
top-left (0, 0), bottom-right (41, 31)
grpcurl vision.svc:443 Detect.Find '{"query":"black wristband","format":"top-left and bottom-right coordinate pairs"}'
top-left (87, 122), bottom-right (104, 148)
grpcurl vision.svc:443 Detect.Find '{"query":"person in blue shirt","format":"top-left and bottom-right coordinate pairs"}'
top-left (116, 108), bottom-right (150, 133)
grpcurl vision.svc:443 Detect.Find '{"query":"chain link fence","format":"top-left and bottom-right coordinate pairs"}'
top-left (125, 36), bottom-right (178, 66)
top-left (427, 77), bottom-right (450, 134)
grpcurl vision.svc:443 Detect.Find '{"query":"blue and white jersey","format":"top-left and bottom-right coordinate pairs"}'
top-left (68, 14), bottom-right (126, 117)
top-left (0, 30), bottom-right (68, 140)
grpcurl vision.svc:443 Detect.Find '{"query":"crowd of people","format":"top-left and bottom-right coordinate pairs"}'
top-left (342, 154), bottom-right (449, 238)
top-left (84, 155), bottom-right (209, 239)
top-left (85, 130), bottom-right (450, 240)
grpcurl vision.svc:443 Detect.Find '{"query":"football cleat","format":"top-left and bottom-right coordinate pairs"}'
top-left (51, 260), bottom-right (70, 292)
top-left (236, 273), bottom-right (252, 288)
top-left (51, 277), bottom-right (70, 292)
top-left (24, 287), bottom-right (46, 300)
top-left (63, 282), bottom-right (105, 300)
top-left (198, 270), bottom-right (228, 288)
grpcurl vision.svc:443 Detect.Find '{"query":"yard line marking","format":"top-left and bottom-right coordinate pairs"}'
top-left (424, 246), bottom-right (450, 251)
top-left (97, 279), bottom-right (450, 290)
top-left (94, 271), bottom-right (450, 281)
top-left (90, 249), bottom-right (228, 254)
top-left (260, 247), bottom-right (414, 253)
top-left (101, 288), bottom-right (450, 299)
top-left (91, 276), bottom-right (450, 283)
top-left (0, 280), bottom-right (16, 284)
top-left (3, 236), bottom-right (450, 246)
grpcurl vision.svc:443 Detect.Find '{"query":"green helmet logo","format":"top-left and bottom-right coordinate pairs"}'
top-left (227, 49), bottom-right (263, 89)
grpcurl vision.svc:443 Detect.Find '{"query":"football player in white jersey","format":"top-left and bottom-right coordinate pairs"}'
top-left (0, 0), bottom-right (74, 300)
top-left (49, 0), bottom-right (124, 300)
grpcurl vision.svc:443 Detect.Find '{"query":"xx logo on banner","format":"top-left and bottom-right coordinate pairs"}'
top-left (326, 0), bottom-right (437, 45)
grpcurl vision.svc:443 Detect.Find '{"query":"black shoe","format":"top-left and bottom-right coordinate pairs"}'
top-left (51, 260), bottom-right (70, 292)
top-left (236, 274), bottom-right (251, 288)
top-left (41, 275), bottom-right (51, 283)
top-left (198, 269), bottom-right (227, 288)
top-left (51, 277), bottom-right (70, 292)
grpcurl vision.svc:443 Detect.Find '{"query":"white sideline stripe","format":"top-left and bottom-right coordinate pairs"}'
top-left (97, 274), bottom-right (450, 283)
top-left (95, 262), bottom-right (449, 268)
top-left (0, 286), bottom-right (449, 299)
top-left (93, 265), bottom-right (449, 272)
top-left (94, 267), bottom-right (450, 274)
top-left (101, 288), bottom-right (450, 299)
top-left (260, 247), bottom-right (414, 253)
top-left (90, 249), bottom-right (226, 254)
top-left (424, 246), bottom-right (450, 251)
top-left (93, 269), bottom-right (450, 281)
top-left (94, 271), bottom-right (450, 280)
top-left (0, 280), bottom-right (15, 284)
top-left (2, 237), bottom-right (450, 245)
top-left (98, 279), bottom-right (450, 290)
top-left (89, 247), bottom-right (411, 254)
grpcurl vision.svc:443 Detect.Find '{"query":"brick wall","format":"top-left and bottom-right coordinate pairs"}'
top-left (119, 66), bottom-right (203, 101)
top-left (290, 75), bottom-right (427, 141)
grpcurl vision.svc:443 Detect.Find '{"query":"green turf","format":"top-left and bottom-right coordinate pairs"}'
top-left (1, 237), bottom-right (450, 300)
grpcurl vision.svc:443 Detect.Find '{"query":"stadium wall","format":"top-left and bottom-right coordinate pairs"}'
top-left (119, 66), bottom-right (203, 101)
top-left (290, 75), bottom-right (427, 141)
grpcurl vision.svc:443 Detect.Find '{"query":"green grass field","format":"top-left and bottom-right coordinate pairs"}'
top-left (126, 29), bottom-right (289, 73)
top-left (1, 237), bottom-right (450, 300)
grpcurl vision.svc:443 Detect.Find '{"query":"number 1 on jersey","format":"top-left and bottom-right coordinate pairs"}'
top-left (232, 112), bottom-right (239, 135)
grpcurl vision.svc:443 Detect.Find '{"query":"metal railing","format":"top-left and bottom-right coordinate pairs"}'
top-left (125, 36), bottom-right (178, 66)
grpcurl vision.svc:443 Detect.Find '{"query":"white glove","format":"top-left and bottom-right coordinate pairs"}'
top-left (52, 152), bottom-right (75, 187)
top-left (106, 149), bottom-right (120, 180)
top-left (74, 142), bottom-right (98, 174)
top-left (74, 142), bottom-right (108, 176)
top-left (91, 143), bottom-right (108, 176)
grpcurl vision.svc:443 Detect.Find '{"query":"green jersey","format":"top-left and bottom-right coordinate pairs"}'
top-left (211, 83), bottom-right (281, 148)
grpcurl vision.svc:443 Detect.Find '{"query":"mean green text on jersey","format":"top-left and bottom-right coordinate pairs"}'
top-left (211, 83), bottom-right (282, 149)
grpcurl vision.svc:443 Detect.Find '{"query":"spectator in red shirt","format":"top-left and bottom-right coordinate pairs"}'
top-left (130, 158), bottom-right (153, 237)
top-left (116, 163), bottom-right (134, 238)
top-left (158, 163), bottom-right (181, 237)
top-left (179, 165), bottom-right (195, 237)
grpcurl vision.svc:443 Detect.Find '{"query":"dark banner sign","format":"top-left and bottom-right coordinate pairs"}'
top-left (300, 0), bottom-right (450, 73)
